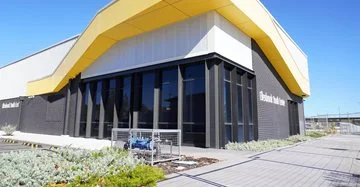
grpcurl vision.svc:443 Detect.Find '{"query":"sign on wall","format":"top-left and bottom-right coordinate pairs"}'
top-left (1, 102), bottom-right (20, 109)
top-left (259, 91), bottom-right (286, 107)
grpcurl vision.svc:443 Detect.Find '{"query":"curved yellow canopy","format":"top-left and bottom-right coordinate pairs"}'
top-left (27, 0), bottom-right (310, 97)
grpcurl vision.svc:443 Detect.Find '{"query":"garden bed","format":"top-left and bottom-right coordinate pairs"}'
top-left (0, 147), bottom-right (164, 187)
top-left (225, 134), bottom-right (323, 152)
top-left (154, 156), bottom-right (218, 174)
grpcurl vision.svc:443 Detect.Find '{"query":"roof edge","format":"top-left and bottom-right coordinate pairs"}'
top-left (0, 34), bottom-right (80, 70)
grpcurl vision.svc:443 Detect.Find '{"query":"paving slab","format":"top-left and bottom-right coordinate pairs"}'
top-left (158, 135), bottom-right (360, 186)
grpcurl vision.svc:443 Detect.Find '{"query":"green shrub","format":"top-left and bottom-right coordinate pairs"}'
top-left (287, 135), bottom-right (313, 143)
top-left (1, 124), bottom-right (16, 136)
top-left (225, 139), bottom-right (294, 152)
top-left (306, 131), bottom-right (326, 138)
top-left (66, 165), bottom-right (165, 187)
top-left (226, 135), bottom-right (315, 152)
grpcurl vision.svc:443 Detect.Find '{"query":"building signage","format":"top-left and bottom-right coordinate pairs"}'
top-left (1, 102), bottom-right (20, 109)
top-left (259, 91), bottom-right (285, 107)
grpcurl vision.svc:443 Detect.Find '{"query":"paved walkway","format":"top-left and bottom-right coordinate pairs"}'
top-left (0, 131), bottom-right (253, 159)
top-left (158, 135), bottom-right (360, 187)
top-left (0, 131), bottom-right (111, 150)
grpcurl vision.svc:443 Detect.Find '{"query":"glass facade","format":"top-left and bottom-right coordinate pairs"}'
top-left (159, 68), bottom-right (178, 129)
top-left (138, 72), bottom-right (155, 129)
top-left (103, 79), bottom-right (117, 138)
top-left (116, 76), bottom-right (132, 128)
top-left (223, 67), bottom-right (232, 144)
top-left (79, 83), bottom-right (90, 137)
top-left (222, 69), bottom-right (256, 144)
top-left (182, 64), bottom-right (205, 147)
top-left (237, 73), bottom-right (244, 142)
top-left (247, 77), bottom-right (254, 141)
top-left (76, 59), bottom-right (256, 147)
top-left (91, 81), bottom-right (102, 137)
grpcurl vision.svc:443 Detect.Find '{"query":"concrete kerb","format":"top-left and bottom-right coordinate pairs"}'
top-left (1, 137), bottom-right (44, 149)
top-left (1, 138), bottom-right (18, 144)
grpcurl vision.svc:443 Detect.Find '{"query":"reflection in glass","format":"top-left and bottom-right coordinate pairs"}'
top-left (248, 77), bottom-right (254, 141)
top-left (223, 67), bottom-right (232, 144)
top-left (103, 79), bottom-right (116, 138)
top-left (138, 72), bottom-right (155, 129)
top-left (183, 64), bottom-right (205, 147)
top-left (79, 83), bottom-right (90, 137)
top-left (237, 73), bottom-right (244, 142)
top-left (159, 69), bottom-right (178, 129)
top-left (117, 76), bottom-right (132, 128)
top-left (91, 81), bottom-right (102, 137)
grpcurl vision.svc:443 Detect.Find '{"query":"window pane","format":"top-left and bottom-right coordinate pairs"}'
top-left (237, 124), bottom-right (244, 142)
top-left (247, 77), bottom-right (254, 141)
top-left (223, 67), bottom-right (231, 81)
top-left (116, 76), bottom-right (131, 128)
top-left (237, 73), bottom-right (242, 85)
top-left (183, 80), bottom-right (205, 123)
top-left (237, 86), bottom-right (243, 123)
top-left (103, 79), bottom-right (117, 138)
top-left (225, 125), bottom-right (232, 144)
top-left (183, 64), bottom-right (205, 80)
top-left (182, 64), bottom-right (205, 147)
top-left (248, 88), bottom-right (253, 124)
top-left (80, 83), bottom-right (90, 137)
top-left (138, 72), bottom-right (155, 129)
top-left (247, 78), bottom-right (252, 88)
top-left (224, 82), bottom-right (232, 123)
top-left (159, 68), bottom-right (178, 129)
top-left (91, 81), bottom-right (102, 137)
top-left (249, 124), bottom-right (254, 141)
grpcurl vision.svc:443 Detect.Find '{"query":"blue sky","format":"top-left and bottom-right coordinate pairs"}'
top-left (262, 0), bottom-right (360, 117)
top-left (0, 1), bottom-right (359, 117)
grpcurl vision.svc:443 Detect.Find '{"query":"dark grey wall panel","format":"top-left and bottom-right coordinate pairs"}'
top-left (66, 75), bottom-right (81, 136)
top-left (298, 102), bottom-right (305, 135)
top-left (0, 97), bottom-right (21, 128)
top-left (252, 40), bottom-right (304, 140)
top-left (20, 89), bottom-right (66, 135)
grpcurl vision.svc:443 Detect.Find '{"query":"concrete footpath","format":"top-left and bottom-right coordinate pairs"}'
top-left (1, 132), bottom-right (359, 186)
top-left (158, 135), bottom-right (360, 187)
top-left (0, 131), bottom-right (111, 150)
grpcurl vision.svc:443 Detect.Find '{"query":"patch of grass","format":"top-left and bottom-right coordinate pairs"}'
top-left (287, 134), bottom-right (313, 143)
top-left (306, 131), bottom-right (327, 138)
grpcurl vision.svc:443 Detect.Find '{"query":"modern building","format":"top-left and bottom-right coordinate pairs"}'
top-left (0, 0), bottom-right (310, 148)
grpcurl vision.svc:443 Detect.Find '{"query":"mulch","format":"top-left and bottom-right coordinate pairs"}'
top-left (154, 156), bottom-right (219, 174)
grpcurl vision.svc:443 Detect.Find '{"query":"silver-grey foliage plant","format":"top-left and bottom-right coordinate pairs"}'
top-left (225, 135), bottom-right (314, 152)
top-left (0, 147), bottom-right (142, 187)
top-left (1, 124), bottom-right (16, 136)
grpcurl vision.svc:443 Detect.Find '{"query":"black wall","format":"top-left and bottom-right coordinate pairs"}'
top-left (65, 75), bottom-right (82, 136)
top-left (252, 40), bottom-right (305, 140)
top-left (0, 97), bottom-right (21, 128)
top-left (19, 90), bottom-right (66, 135)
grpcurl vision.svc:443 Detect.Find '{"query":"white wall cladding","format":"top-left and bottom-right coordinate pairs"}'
top-left (82, 11), bottom-right (252, 79)
top-left (212, 12), bottom-right (253, 70)
top-left (0, 37), bottom-right (77, 100)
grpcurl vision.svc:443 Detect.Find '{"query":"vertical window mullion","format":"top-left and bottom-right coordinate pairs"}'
top-left (230, 68), bottom-right (238, 143)
top-left (236, 72), bottom-right (244, 143)
top-left (223, 66), bottom-right (232, 144)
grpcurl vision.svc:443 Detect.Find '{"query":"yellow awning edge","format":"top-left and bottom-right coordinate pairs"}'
top-left (27, 0), bottom-right (310, 97)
